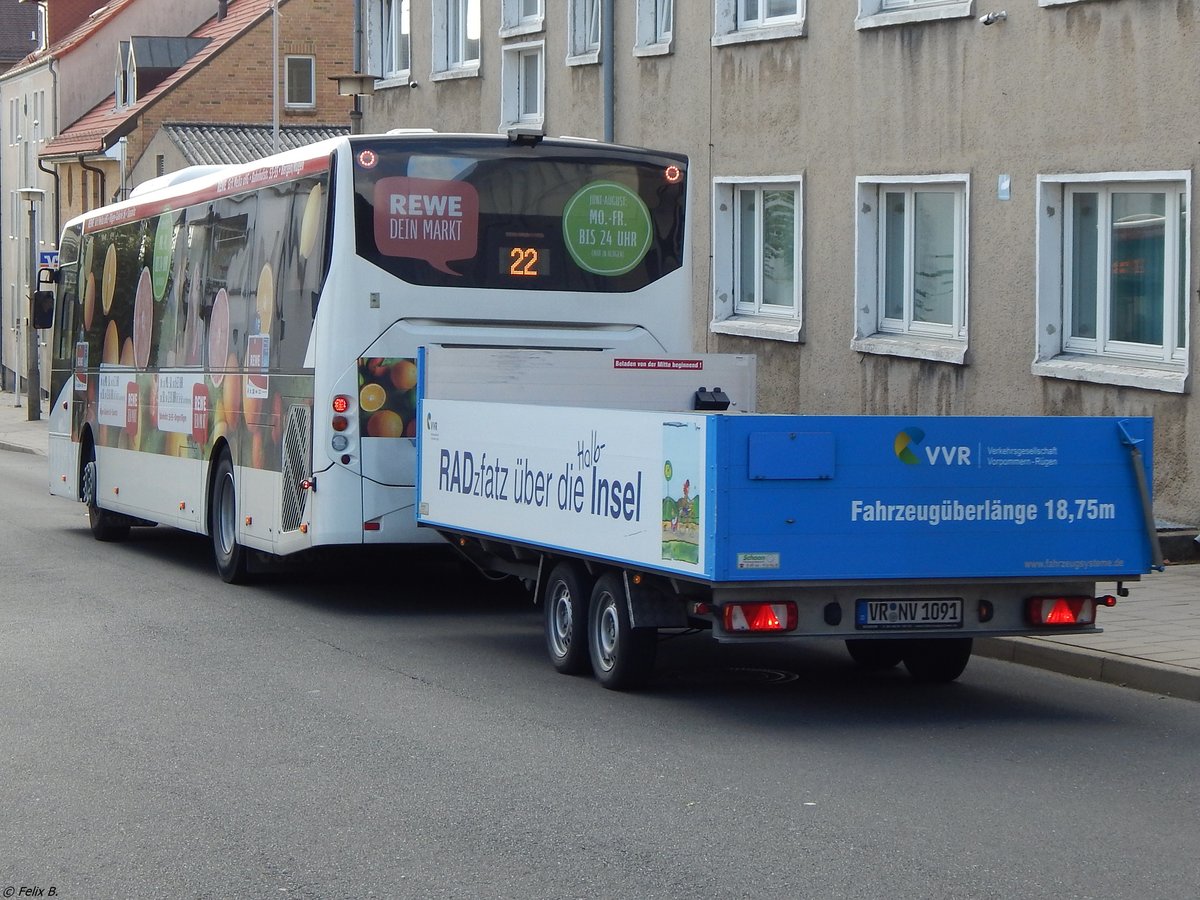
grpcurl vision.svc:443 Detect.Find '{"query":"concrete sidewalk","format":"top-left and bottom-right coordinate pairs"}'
top-left (3, 390), bottom-right (1198, 701)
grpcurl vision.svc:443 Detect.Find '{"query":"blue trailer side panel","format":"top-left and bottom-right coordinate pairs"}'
top-left (710, 415), bottom-right (1153, 582)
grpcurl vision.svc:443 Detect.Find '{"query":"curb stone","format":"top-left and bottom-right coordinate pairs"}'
top-left (976, 637), bottom-right (1200, 702)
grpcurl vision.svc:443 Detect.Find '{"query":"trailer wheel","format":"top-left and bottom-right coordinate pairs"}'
top-left (902, 638), bottom-right (973, 683)
top-left (82, 448), bottom-right (129, 542)
top-left (210, 451), bottom-right (249, 584)
top-left (543, 562), bottom-right (592, 675)
top-left (588, 572), bottom-right (656, 691)
top-left (845, 639), bottom-right (905, 671)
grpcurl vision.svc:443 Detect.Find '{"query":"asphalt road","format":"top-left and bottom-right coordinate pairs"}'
top-left (2, 449), bottom-right (1198, 900)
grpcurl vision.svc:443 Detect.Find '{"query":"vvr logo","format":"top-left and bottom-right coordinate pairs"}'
top-left (894, 427), bottom-right (972, 466)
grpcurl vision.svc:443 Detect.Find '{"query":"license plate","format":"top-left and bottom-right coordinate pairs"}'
top-left (855, 598), bottom-right (963, 630)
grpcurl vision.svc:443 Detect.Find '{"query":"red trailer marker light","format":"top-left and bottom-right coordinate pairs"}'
top-left (1026, 596), bottom-right (1096, 626)
top-left (724, 601), bottom-right (797, 633)
top-left (332, 395), bottom-right (351, 414)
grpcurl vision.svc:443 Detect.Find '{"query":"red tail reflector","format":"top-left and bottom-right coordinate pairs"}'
top-left (1026, 596), bottom-right (1096, 626)
top-left (724, 602), bottom-right (797, 633)
top-left (363, 520), bottom-right (381, 532)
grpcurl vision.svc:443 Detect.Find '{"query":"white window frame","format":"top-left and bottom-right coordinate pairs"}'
top-left (432, 0), bottom-right (481, 80)
top-left (635, 0), bottom-right (673, 56)
top-left (500, 0), bottom-right (544, 38)
top-left (284, 55), bottom-right (317, 108)
top-left (377, 0), bottom-right (411, 82)
top-left (1034, 171), bottom-right (1191, 393)
top-left (500, 40), bottom-right (545, 131)
top-left (567, 0), bottom-right (601, 66)
top-left (1039, 0), bottom-right (1100, 6)
top-left (855, 0), bottom-right (973, 30)
top-left (853, 174), bottom-right (970, 365)
top-left (713, 0), bottom-right (806, 48)
top-left (710, 175), bottom-right (803, 343)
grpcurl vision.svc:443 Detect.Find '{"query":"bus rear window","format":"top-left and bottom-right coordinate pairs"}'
top-left (351, 139), bottom-right (686, 292)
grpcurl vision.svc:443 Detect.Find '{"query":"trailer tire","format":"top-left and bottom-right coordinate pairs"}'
top-left (544, 562), bottom-right (592, 675)
top-left (588, 572), bottom-right (656, 691)
top-left (210, 451), bottom-right (249, 584)
top-left (82, 449), bottom-right (129, 543)
top-left (845, 639), bottom-right (905, 671)
top-left (902, 638), bottom-right (973, 683)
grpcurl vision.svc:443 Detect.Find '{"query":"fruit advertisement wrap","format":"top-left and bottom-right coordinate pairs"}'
top-left (72, 173), bottom-right (329, 473)
top-left (358, 358), bottom-right (418, 438)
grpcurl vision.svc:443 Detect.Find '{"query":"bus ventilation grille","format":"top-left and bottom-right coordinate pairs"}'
top-left (281, 403), bottom-right (312, 533)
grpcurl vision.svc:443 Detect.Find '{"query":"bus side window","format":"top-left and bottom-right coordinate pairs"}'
top-left (54, 225), bottom-right (82, 359)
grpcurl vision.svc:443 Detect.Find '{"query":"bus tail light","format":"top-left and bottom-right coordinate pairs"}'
top-left (332, 394), bottom-right (352, 434)
top-left (724, 601), bottom-right (797, 633)
top-left (1026, 596), bottom-right (1099, 626)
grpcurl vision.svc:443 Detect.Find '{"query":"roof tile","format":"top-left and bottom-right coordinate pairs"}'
top-left (42, 0), bottom-right (276, 158)
top-left (163, 122), bottom-right (349, 166)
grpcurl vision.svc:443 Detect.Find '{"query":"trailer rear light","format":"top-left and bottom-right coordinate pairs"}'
top-left (332, 415), bottom-right (349, 432)
top-left (724, 601), bottom-right (797, 633)
top-left (332, 395), bottom-right (351, 414)
top-left (1026, 596), bottom-right (1097, 627)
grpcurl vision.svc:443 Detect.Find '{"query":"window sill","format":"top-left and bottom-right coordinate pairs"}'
top-left (566, 49), bottom-right (601, 67)
top-left (852, 333), bottom-right (967, 365)
top-left (633, 41), bottom-right (672, 58)
top-left (1032, 355), bottom-right (1187, 393)
top-left (855, 2), bottom-right (973, 30)
top-left (499, 117), bottom-right (544, 134)
top-left (710, 316), bottom-right (802, 343)
top-left (376, 74), bottom-right (414, 90)
top-left (712, 22), bottom-right (807, 48)
top-left (431, 65), bottom-right (481, 83)
top-left (499, 20), bottom-right (544, 39)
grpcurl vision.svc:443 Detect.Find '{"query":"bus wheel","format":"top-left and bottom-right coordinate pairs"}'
top-left (210, 451), bottom-right (248, 584)
top-left (82, 450), bottom-right (128, 542)
top-left (544, 562), bottom-right (592, 675)
top-left (587, 572), bottom-right (656, 691)
top-left (902, 639), bottom-right (973, 683)
top-left (845, 639), bottom-right (906, 671)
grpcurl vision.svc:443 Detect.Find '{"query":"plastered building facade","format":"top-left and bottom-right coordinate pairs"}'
top-left (358, 1), bottom-right (1200, 531)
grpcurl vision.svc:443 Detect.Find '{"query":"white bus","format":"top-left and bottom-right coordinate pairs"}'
top-left (44, 132), bottom-right (691, 582)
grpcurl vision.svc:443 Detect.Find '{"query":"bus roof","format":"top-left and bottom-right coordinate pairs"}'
top-left (65, 131), bottom-right (687, 236)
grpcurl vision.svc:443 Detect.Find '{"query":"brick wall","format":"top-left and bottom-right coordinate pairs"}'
top-left (124, 0), bottom-right (352, 171)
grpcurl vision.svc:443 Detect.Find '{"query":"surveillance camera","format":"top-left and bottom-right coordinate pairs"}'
top-left (979, 10), bottom-right (1007, 25)
top-left (408, 81), bottom-right (419, 89)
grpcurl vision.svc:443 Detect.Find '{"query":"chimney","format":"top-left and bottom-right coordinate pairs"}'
top-left (217, 0), bottom-right (228, 20)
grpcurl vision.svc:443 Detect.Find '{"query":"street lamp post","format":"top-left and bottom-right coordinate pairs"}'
top-left (18, 187), bottom-right (45, 422)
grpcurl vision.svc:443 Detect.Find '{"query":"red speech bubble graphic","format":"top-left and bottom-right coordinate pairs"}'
top-left (373, 176), bottom-right (479, 275)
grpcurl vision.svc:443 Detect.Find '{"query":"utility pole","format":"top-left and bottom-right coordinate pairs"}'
top-left (18, 188), bottom-right (44, 422)
top-left (272, 0), bottom-right (280, 153)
